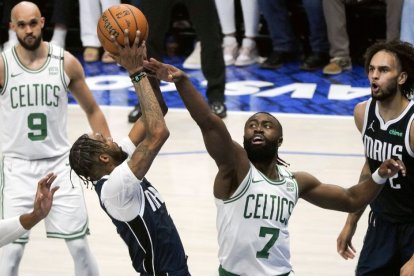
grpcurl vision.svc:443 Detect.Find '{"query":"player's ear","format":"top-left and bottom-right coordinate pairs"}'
top-left (398, 71), bottom-right (407, 85)
top-left (99, 154), bottom-right (110, 163)
top-left (277, 136), bottom-right (283, 147)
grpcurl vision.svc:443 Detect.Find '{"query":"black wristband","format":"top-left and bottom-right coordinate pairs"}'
top-left (130, 71), bottom-right (147, 84)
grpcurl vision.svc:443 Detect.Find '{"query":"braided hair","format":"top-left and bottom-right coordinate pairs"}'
top-left (69, 134), bottom-right (108, 185)
top-left (364, 40), bottom-right (414, 99)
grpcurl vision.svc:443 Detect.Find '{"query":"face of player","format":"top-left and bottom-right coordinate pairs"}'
top-left (89, 133), bottom-right (128, 165)
top-left (368, 50), bottom-right (406, 102)
top-left (243, 113), bottom-right (281, 163)
top-left (10, 6), bottom-right (45, 51)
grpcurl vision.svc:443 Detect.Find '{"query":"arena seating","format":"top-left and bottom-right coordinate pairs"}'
top-left (0, 0), bottom-right (386, 63)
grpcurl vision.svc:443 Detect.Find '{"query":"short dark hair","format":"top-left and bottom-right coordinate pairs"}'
top-left (364, 40), bottom-right (414, 99)
top-left (69, 134), bottom-right (107, 183)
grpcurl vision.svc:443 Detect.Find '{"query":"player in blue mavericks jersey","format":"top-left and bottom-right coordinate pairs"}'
top-left (69, 31), bottom-right (190, 275)
top-left (143, 57), bottom-right (405, 276)
top-left (336, 40), bottom-right (414, 275)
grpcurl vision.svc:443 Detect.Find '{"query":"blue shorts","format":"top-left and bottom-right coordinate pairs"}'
top-left (356, 211), bottom-right (414, 276)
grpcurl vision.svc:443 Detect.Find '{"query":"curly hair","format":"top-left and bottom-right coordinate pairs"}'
top-left (69, 134), bottom-right (108, 184)
top-left (364, 40), bottom-right (414, 99)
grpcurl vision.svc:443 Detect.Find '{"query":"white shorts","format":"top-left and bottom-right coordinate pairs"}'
top-left (0, 153), bottom-right (89, 243)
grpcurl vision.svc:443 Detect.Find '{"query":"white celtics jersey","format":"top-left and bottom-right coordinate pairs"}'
top-left (0, 44), bottom-right (70, 159)
top-left (215, 163), bottom-right (299, 275)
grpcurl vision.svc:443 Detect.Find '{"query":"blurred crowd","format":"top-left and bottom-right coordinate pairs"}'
top-left (1, 0), bottom-right (413, 119)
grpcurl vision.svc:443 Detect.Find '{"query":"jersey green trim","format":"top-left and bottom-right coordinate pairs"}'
top-left (256, 169), bottom-right (287, 186)
top-left (224, 167), bottom-right (253, 204)
top-left (46, 220), bottom-right (90, 239)
top-left (0, 156), bottom-right (4, 219)
top-left (58, 47), bottom-right (69, 91)
top-left (11, 43), bottom-right (52, 73)
top-left (218, 265), bottom-right (239, 276)
top-left (0, 52), bottom-right (8, 95)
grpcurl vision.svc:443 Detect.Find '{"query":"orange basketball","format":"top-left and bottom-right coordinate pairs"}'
top-left (97, 4), bottom-right (149, 55)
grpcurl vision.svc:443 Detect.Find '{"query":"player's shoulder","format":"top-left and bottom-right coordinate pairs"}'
top-left (354, 99), bottom-right (369, 111)
top-left (353, 99), bottom-right (370, 119)
top-left (62, 49), bottom-right (84, 77)
top-left (62, 49), bottom-right (78, 64)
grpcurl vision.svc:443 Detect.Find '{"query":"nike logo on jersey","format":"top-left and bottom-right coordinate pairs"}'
top-left (11, 72), bottom-right (23, 78)
top-left (252, 179), bottom-right (263, 183)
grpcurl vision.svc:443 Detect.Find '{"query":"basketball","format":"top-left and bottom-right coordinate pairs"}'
top-left (97, 4), bottom-right (149, 55)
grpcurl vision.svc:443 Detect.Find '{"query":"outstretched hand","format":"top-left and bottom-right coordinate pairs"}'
top-left (109, 30), bottom-right (147, 74)
top-left (33, 172), bottom-right (59, 220)
top-left (143, 58), bottom-right (186, 83)
top-left (378, 158), bottom-right (406, 178)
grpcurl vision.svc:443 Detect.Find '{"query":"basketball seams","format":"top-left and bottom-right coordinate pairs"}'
top-left (97, 22), bottom-right (113, 49)
top-left (97, 4), bottom-right (148, 54)
top-left (107, 7), bottom-right (126, 45)
top-left (125, 5), bottom-right (139, 40)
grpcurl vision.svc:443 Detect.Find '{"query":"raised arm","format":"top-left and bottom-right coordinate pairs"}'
top-left (126, 76), bottom-right (168, 148)
top-left (111, 31), bottom-right (169, 180)
top-left (297, 159), bottom-right (405, 212)
top-left (64, 51), bottom-right (110, 138)
top-left (144, 58), bottom-right (250, 199)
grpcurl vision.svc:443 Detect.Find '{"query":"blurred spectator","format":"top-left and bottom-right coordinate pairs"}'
top-left (322, 0), bottom-right (403, 75)
top-left (214, 0), bottom-right (260, 67)
top-left (401, 0), bottom-right (414, 44)
top-left (2, 0), bottom-right (73, 50)
top-left (259, 0), bottom-right (330, 71)
top-left (128, 0), bottom-right (227, 122)
top-left (79, 0), bottom-right (120, 63)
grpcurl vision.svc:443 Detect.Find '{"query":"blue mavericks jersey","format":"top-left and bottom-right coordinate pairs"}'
top-left (95, 178), bottom-right (190, 275)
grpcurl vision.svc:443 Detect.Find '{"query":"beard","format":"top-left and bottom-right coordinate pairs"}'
top-left (17, 34), bottom-right (42, 51)
top-left (109, 148), bottom-right (128, 166)
top-left (372, 78), bottom-right (398, 102)
top-left (243, 137), bottom-right (278, 163)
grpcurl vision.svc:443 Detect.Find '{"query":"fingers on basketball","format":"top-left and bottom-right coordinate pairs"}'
top-left (97, 4), bottom-right (149, 55)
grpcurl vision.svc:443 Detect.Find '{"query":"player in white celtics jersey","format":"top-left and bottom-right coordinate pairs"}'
top-left (0, 2), bottom-right (110, 275)
top-left (144, 59), bottom-right (406, 275)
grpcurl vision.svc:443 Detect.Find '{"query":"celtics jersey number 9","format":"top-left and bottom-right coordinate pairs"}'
top-left (0, 44), bottom-right (71, 159)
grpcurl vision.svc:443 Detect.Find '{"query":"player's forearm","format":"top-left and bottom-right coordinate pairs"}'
top-left (345, 207), bottom-right (366, 227)
top-left (87, 109), bottom-right (111, 137)
top-left (346, 177), bottom-right (383, 212)
top-left (345, 161), bottom-right (375, 214)
top-left (134, 75), bottom-right (168, 138)
top-left (174, 76), bottom-right (214, 124)
top-left (148, 76), bottom-right (168, 116)
top-left (19, 212), bottom-right (43, 230)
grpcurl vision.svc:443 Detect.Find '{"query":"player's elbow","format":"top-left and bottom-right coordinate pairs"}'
top-left (150, 125), bottom-right (170, 146)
